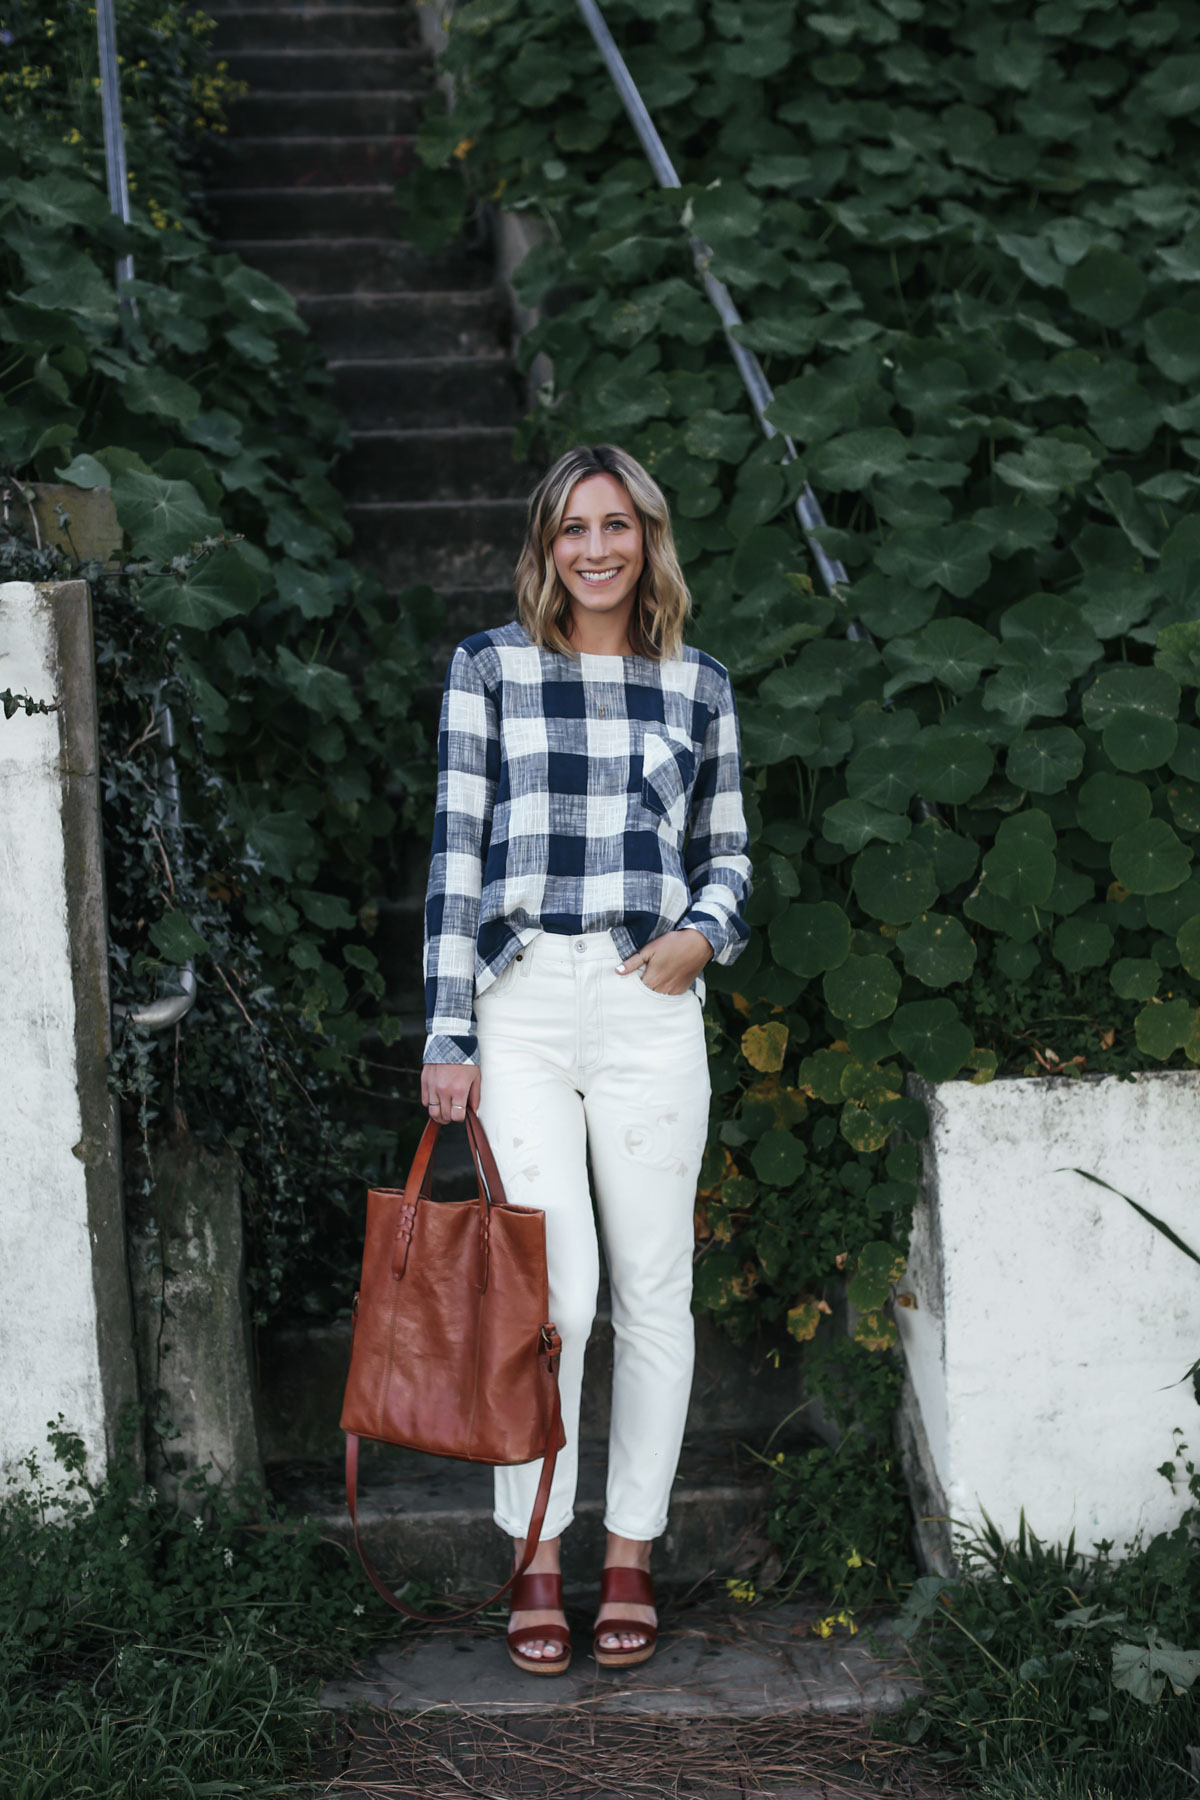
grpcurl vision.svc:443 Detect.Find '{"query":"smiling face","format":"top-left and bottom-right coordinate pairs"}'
top-left (551, 472), bottom-right (645, 636)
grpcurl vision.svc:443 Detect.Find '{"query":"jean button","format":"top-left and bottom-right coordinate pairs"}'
top-left (575, 941), bottom-right (585, 953)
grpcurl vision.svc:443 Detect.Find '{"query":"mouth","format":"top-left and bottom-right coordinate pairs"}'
top-left (578, 569), bottom-right (621, 586)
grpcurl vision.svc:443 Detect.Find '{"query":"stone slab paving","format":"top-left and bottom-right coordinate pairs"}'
top-left (321, 1598), bottom-right (922, 1719)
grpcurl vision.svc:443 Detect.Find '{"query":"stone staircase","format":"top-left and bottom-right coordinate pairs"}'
top-left (206, 0), bottom-right (812, 1601)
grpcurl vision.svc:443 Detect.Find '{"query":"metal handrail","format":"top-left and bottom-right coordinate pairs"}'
top-left (576, 0), bottom-right (850, 605)
top-left (112, 697), bottom-right (198, 1031)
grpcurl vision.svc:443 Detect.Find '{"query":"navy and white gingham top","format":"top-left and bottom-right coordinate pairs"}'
top-left (423, 619), bottom-right (753, 1065)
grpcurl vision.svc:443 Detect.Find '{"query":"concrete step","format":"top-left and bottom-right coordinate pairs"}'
top-left (228, 88), bottom-right (425, 136)
top-left (260, 1308), bottom-right (813, 1469)
top-left (331, 355), bottom-right (521, 428)
top-left (212, 6), bottom-right (419, 51)
top-left (223, 46), bottom-right (428, 90)
top-left (210, 185), bottom-right (397, 238)
top-left (344, 427), bottom-right (530, 501)
top-left (302, 292), bottom-right (507, 360)
top-left (210, 135), bottom-right (416, 188)
top-left (270, 1433), bottom-right (772, 1595)
top-left (348, 497), bottom-right (526, 587)
top-left (219, 236), bottom-right (495, 295)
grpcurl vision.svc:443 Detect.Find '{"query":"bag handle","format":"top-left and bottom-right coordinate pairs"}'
top-left (343, 1330), bottom-right (562, 1624)
top-left (405, 1110), bottom-right (510, 1292)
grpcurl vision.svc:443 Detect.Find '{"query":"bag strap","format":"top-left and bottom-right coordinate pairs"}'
top-left (343, 1337), bottom-right (562, 1624)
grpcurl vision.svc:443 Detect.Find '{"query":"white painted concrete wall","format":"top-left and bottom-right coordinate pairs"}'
top-left (0, 581), bottom-right (108, 1485)
top-left (898, 1072), bottom-right (1200, 1565)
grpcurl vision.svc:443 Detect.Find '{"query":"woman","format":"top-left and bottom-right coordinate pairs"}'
top-left (420, 444), bottom-right (752, 1675)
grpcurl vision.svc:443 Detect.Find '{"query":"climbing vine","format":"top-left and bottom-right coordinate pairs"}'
top-left (0, 3), bottom-right (439, 1320)
top-left (408, 0), bottom-right (1200, 1349)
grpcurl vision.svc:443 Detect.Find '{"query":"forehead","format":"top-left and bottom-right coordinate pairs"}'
top-left (562, 472), bottom-right (635, 519)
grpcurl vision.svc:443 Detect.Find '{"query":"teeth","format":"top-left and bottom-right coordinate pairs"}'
top-left (580, 570), bottom-right (619, 583)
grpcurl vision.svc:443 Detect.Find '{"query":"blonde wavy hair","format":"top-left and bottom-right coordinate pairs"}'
top-left (514, 445), bottom-right (692, 661)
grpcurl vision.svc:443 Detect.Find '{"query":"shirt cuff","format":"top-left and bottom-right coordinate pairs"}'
top-left (423, 1032), bottom-right (479, 1066)
top-left (678, 916), bottom-right (724, 960)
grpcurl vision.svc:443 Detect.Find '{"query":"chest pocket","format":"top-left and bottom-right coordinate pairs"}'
top-left (640, 729), bottom-right (697, 832)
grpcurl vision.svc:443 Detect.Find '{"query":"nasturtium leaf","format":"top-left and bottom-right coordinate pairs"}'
top-left (852, 574), bottom-right (939, 638)
top-left (295, 889), bottom-right (358, 931)
top-left (996, 938), bottom-right (1039, 979)
top-left (1144, 309), bottom-right (1200, 384)
top-left (275, 646), bottom-right (360, 722)
top-left (741, 1021), bottom-right (789, 1073)
top-left (750, 1128), bottom-right (807, 1186)
top-left (1000, 594), bottom-right (1102, 680)
top-left (1177, 915), bottom-right (1200, 979)
top-left (1007, 727), bottom-right (1085, 794)
top-left (683, 409), bottom-right (757, 463)
top-left (802, 713), bottom-right (854, 769)
top-left (1146, 877), bottom-right (1200, 932)
top-left (1102, 709), bottom-right (1177, 772)
top-left (823, 954), bottom-right (901, 1028)
top-left (138, 548), bottom-right (260, 631)
top-left (1171, 725), bottom-right (1200, 781)
top-left (148, 911), bottom-right (209, 964)
top-left (821, 798), bottom-right (911, 852)
top-left (875, 523), bottom-right (992, 597)
top-left (123, 365), bottom-right (203, 423)
top-left (221, 260), bottom-right (304, 333)
top-left (738, 700), bottom-right (820, 766)
top-left (1111, 958), bottom-right (1160, 1001)
top-left (1139, 52), bottom-right (1200, 117)
top-left (915, 819), bottom-right (980, 893)
top-left (771, 901), bottom-right (851, 977)
top-left (8, 172), bottom-right (114, 231)
top-left (1075, 571), bottom-right (1159, 641)
top-left (766, 376), bottom-right (860, 454)
top-left (910, 618), bottom-right (998, 694)
top-left (54, 452), bottom-right (112, 490)
top-left (785, 1298), bottom-right (823, 1343)
top-left (112, 471), bottom-right (222, 561)
top-left (854, 1309), bottom-right (898, 1352)
top-left (809, 427), bottom-right (907, 491)
top-left (798, 1046), bottom-right (850, 1104)
top-left (889, 998), bottom-right (973, 1082)
top-left (1076, 772), bottom-right (1152, 841)
top-left (846, 741), bottom-right (918, 811)
top-left (854, 842), bottom-right (939, 923)
top-left (1083, 664), bottom-right (1181, 728)
top-left (982, 665), bottom-right (1070, 728)
top-left (840, 1092), bottom-right (895, 1153)
top-left (999, 808), bottom-right (1056, 849)
top-left (896, 912), bottom-right (977, 987)
top-left (1135, 997), bottom-right (1196, 1061)
top-left (1110, 820), bottom-right (1192, 895)
top-left (1052, 916), bottom-right (1114, 971)
top-left (847, 1240), bottom-right (906, 1311)
top-left (995, 436), bottom-right (1096, 501)
top-left (973, 503), bottom-right (1057, 558)
top-left (913, 731), bottom-right (993, 804)
top-left (1168, 780), bottom-right (1200, 835)
top-left (245, 810), bottom-right (320, 882)
top-left (1064, 247), bottom-right (1146, 327)
top-left (1156, 622), bottom-right (1200, 690)
top-left (980, 834), bottom-right (1056, 906)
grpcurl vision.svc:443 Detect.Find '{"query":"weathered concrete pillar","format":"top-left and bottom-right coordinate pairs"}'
top-left (0, 579), bottom-right (139, 1487)
top-left (127, 1136), bottom-right (264, 1500)
top-left (897, 1071), bottom-right (1200, 1574)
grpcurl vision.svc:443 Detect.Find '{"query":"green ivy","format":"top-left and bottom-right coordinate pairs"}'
top-left (407, 0), bottom-right (1200, 1350)
top-left (0, 4), bottom-right (439, 1320)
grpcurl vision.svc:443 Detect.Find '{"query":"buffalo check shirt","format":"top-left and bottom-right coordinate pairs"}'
top-left (423, 619), bottom-right (753, 1066)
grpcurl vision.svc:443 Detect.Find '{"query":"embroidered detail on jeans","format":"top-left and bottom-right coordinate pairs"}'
top-left (622, 1110), bottom-right (693, 1177)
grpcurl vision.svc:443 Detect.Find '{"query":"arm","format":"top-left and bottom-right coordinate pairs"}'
top-left (681, 671), bottom-right (753, 964)
top-left (422, 644), bottom-right (498, 1067)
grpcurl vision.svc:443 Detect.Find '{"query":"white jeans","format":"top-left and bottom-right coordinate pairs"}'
top-left (475, 928), bottom-right (711, 1543)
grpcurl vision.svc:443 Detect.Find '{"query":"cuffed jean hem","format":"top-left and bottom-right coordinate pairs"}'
top-left (603, 1513), bottom-right (669, 1541)
top-left (495, 1507), bottom-right (575, 1540)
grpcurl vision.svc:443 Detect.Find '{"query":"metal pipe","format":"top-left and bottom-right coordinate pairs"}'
top-left (575, 0), bottom-right (849, 601)
top-left (113, 696), bottom-right (197, 1032)
top-left (94, 0), bottom-right (136, 304)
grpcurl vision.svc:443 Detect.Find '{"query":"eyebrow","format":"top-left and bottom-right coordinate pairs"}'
top-left (561, 511), bottom-right (634, 523)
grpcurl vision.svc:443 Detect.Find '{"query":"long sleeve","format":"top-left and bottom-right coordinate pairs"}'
top-left (681, 672), bottom-right (752, 963)
top-left (423, 645), bottom-right (499, 1066)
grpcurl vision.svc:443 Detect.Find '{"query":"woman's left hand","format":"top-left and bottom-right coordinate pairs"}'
top-left (617, 928), bottom-right (714, 994)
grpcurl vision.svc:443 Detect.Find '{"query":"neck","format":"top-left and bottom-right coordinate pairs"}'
top-left (565, 601), bottom-right (635, 658)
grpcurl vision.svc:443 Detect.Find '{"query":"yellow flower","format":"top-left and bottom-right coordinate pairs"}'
top-left (846, 1548), bottom-right (863, 1568)
top-left (724, 1578), bottom-right (757, 1605)
top-left (814, 1616), bottom-right (835, 1639)
top-left (836, 1609), bottom-right (858, 1635)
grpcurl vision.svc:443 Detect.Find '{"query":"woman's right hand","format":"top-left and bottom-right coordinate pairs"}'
top-left (421, 1061), bottom-right (481, 1125)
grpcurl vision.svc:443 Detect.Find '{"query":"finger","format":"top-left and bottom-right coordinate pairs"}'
top-left (616, 948), bottom-right (647, 974)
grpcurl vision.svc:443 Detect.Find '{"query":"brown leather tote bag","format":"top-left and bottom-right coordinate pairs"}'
top-left (341, 1108), bottom-right (564, 1619)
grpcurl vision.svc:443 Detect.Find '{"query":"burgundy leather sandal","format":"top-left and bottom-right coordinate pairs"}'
top-left (506, 1570), bottom-right (572, 1676)
top-left (592, 1566), bottom-right (658, 1669)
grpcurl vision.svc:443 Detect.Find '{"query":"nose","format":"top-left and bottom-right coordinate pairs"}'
top-left (586, 523), bottom-right (607, 560)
